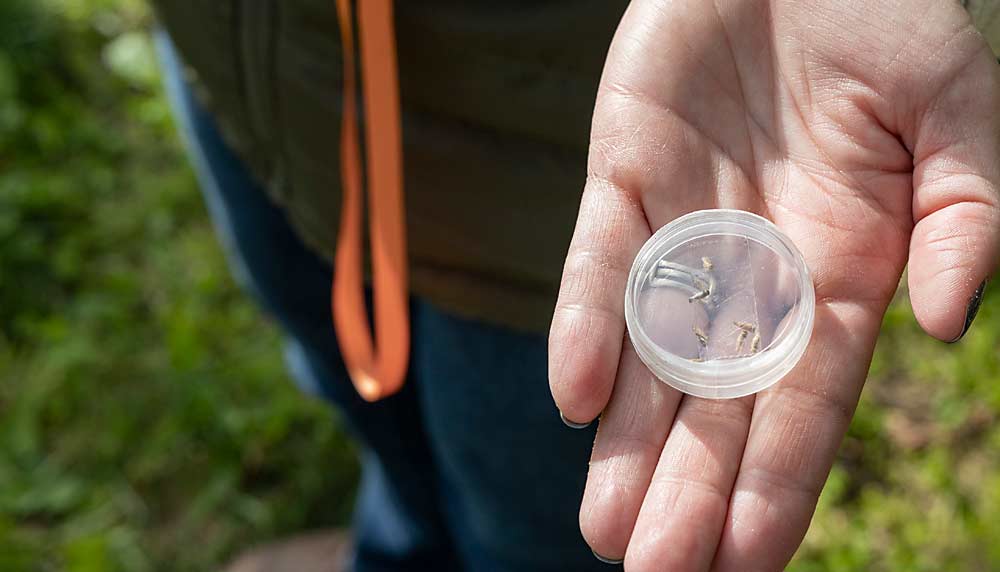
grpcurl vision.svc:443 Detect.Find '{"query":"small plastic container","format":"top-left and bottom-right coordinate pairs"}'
top-left (625, 209), bottom-right (815, 399)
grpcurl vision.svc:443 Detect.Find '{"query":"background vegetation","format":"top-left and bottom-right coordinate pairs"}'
top-left (0, 1), bottom-right (358, 570)
top-left (1, 1), bottom-right (999, 570)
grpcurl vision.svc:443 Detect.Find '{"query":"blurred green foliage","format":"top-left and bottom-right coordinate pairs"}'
top-left (792, 281), bottom-right (1000, 572)
top-left (3, 1), bottom-right (1000, 571)
top-left (0, 1), bottom-right (359, 571)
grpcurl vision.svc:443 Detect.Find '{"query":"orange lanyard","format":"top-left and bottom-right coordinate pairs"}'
top-left (332, 0), bottom-right (409, 401)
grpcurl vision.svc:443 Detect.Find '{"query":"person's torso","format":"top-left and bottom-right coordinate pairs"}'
top-left (153, 0), bottom-right (1000, 332)
top-left (152, 0), bottom-right (629, 331)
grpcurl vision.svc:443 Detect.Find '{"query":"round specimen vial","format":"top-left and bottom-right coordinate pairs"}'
top-left (625, 209), bottom-right (815, 399)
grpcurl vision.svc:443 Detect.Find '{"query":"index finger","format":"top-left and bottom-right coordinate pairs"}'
top-left (548, 172), bottom-right (649, 425)
top-left (548, 86), bottom-right (727, 423)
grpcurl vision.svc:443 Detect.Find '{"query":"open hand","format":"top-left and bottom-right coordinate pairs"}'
top-left (549, 1), bottom-right (1000, 570)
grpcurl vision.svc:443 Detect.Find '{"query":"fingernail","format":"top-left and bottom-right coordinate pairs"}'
top-left (950, 279), bottom-right (987, 343)
top-left (592, 550), bottom-right (624, 565)
top-left (559, 411), bottom-right (591, 429)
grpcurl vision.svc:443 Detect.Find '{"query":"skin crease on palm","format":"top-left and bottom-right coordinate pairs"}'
top-left (547, 0), bottom-right (1000, 571)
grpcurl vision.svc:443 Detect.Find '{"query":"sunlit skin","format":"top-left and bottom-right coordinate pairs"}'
top-left (548, 1), bottom-right (1000, 570)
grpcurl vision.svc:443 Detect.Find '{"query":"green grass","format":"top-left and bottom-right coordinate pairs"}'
top-left (792, 287), bottom-right (1000, 572)
top-left (2, 1), bottom-right (1000, 571)
top-left (0, 1), bottom-right (358, 570)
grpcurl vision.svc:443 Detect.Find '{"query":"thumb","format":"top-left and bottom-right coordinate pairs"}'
top-left (908, 43), bottom-right (1000, 342)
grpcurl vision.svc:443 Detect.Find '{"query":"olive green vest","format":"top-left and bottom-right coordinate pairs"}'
top-left (151, 0), bottom-right (1000, 333)
top-left (153, 0), bottom-right (628, 333)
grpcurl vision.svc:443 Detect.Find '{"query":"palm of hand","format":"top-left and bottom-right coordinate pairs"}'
top-left (549, 1), bottom-right (1000, 570)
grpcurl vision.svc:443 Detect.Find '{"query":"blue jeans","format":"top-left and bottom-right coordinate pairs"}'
top-left (156, 33), bottom-right (615, 572)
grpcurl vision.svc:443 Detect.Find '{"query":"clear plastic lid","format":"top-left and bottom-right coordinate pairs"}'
top-left (625, 209), bottom-right (815, 399)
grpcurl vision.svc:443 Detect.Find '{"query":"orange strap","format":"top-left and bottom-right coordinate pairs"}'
top-left (332, 0), bottom-right (409, 401)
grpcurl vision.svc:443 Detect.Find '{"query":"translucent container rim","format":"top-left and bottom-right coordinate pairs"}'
top-left (625, 209), bottom-right (815, 399)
